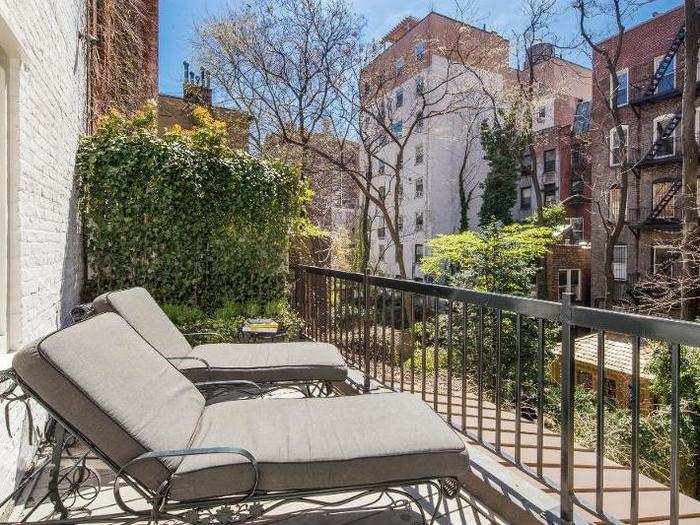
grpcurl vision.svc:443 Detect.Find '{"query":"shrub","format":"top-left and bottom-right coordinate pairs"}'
top-left (77, 102), bottom-right (310, 309)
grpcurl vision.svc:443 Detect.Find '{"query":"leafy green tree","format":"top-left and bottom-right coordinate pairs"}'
top-left (478, 104), bottom-right (531, 227)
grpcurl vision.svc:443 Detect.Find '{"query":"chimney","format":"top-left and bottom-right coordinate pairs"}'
top-left (526, 42), bottom-right (554, 66)
top-left (182, 61), bottom-right (213, 106)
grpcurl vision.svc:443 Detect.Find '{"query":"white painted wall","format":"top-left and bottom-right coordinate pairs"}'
top-left (362, 55), bottom-right (505, 278)
top-left (0, 0), bottom-right (86, 511)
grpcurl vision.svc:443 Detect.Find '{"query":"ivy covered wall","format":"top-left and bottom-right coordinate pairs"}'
top-left (77, 102), bottom-right (309, 309)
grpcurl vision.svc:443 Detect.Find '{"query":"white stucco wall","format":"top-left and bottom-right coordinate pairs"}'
top-left (0, 0), bottom-right (86, 511)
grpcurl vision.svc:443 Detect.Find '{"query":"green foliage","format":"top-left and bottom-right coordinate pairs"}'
top-left (77, 102), bottom-right (310, 309)
top-left (479, 103), bottom-right (531, 226)
top-left (421, 222), bottom-right (558, 295)
top-left (162, 300), bottom-right (301, 342)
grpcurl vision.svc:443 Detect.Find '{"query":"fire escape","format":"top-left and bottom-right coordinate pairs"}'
top-left (629, 23), bottom-right (685, 233)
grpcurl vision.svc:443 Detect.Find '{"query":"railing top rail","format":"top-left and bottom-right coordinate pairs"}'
top-left (297, 265), bottom-right (700, 346)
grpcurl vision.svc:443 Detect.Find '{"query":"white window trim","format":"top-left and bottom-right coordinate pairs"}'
top-left (613, 245), bottom-right (628, 281)
top-left (558, 269), bottom-right (582, 301)
top-left (654, 54), bottom-right (676, 93)
top-left (610, 69), bottom-right (629, 107)
top-left (653, 114), bottom-right (676, 158)
top-left (609, 125), bottom-right (629, 167)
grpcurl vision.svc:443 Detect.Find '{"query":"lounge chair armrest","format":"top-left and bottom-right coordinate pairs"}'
top-left (195, 380), bottom-right (264, 399)
top-left (114, 446), bottom-right (259, 503)
top-left (166, 356), bottom-right (211, 372)
top-left (183, 332), bottom-right (226, 343)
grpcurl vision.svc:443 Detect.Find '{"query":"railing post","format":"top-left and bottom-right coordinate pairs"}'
top-left (560, 292), bottom-right (575, 523)
top-left (363, 267), bottom-right (371, 393)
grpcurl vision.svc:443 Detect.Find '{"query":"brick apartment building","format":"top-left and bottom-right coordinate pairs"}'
top-left (589, 6), bottom-right (697, 308)
top-left (360, 12), bottom-right (509, 278)
top-left (157, 62), bottom-right (250, 150)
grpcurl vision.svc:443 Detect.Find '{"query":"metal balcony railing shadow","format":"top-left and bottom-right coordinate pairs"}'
top-left (295, 265), bottom-right (700, 525)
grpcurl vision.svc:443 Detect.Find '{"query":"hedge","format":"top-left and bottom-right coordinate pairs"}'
top-left (77, 102), bottom-right (310, 309)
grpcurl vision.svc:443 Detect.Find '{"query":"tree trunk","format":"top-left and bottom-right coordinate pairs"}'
top-left (360, 171), bottom-right (372, 269)
top-left (681, 0), bottom-right (700, 320)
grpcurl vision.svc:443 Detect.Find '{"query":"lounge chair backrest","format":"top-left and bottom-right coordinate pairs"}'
top-left (92, 287), bottom-right (192, 359)
top-left (13, 313), bottom-right (205, 491)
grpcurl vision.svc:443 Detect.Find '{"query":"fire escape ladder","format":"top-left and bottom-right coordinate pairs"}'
top-left (642, 23), bottom-right (685, 98)
top-left (639, 108), bottom-right (682, 164)
top-left (635, 179), bottom-right (682, 229)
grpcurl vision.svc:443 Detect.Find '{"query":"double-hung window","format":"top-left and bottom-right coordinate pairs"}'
top-left (558, 269), bottom-right (582, 300)
top-left (611, 70), bottom-right (629, 107)
top-left (654, 54), bottom-right (675, 94)
top-left (609, 126), bottom-right (628, 166)
top-left (613, 245), bottom-right (628, 281)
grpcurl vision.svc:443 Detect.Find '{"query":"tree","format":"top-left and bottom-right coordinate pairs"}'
top-left (479, 103), bottom-right (530, 226)
top-left (680, 0), bottom-right (700, 320)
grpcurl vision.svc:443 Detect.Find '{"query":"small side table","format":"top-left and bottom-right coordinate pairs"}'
top-left (239, 326), bottom-right (288, 343)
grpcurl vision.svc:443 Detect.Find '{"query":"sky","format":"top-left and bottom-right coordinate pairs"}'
top-left (158, 0), bottom-right (681, 98)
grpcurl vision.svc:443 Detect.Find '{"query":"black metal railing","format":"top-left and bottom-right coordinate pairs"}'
top-left (295, 265), bottom-right (700, 525)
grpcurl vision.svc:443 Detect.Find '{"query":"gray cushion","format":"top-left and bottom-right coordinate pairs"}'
top-left (92, 288), bottom-right (192, 359)
top-left (12, 313), bottom-right (205, 491)
top-left (169, 393), bottom-right (468, 500)
top-left (186, 342), bottom-right (348, 382)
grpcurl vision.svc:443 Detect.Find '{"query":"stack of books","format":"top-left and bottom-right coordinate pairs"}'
top-left (242, 318), bottom-right (279, 334)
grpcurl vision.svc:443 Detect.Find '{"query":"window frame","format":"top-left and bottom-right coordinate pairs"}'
top-left (415, 212), bottom-right (424, 231)
top-left (609, 125), bottom-right (629, 167)
top-left (652, 179), bottom-right (677, 219)
top-left (520, 186), bottom-right (532, 210)
top-left (414, 243), bottom-right (424, 264)
top-left (652, 114), bottom-right (676, 158)
top-left (415, 42), bottom-right (427, 61)
top-left (415, 177), bottom-right (424, 198)
top-left (654, 54), bottom-right (676, 94)
top-left (395, 56), bottom-right (405, 75)
top-left (613, 245), bottom-right (628, 281)
top-left (392, 120), bottom-right (403, 137)
top-left (558, 268), bottom-right (582, 301)
top-left (415, 144), bottom-right (424, 165)
top-left (395, 87), bottom-right (404, 108)
top-left (611, 69), bottom-right (629, 107)
top-left (543, 148), bottom-right (556, 173)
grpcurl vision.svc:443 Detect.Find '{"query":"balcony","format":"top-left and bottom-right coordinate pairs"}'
top-left (631, 134), bottom-right (684, 168)
top-left (627, 202), bottom-right (682, 231)
top-left (295, 266), bottom-right (700, 524)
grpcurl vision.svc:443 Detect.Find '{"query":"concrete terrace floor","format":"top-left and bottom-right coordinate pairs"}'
top-left (7, 387), bottom-right (508, 525)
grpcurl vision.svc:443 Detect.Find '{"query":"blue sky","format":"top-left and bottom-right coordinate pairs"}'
top-left (158, 0), bottom-right (681, 98)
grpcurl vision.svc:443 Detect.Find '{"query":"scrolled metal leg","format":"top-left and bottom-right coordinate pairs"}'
top-left (48, 424), bottom-right (69, 519)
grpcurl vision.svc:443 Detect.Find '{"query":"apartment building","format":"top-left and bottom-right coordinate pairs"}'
top-left (589, 6), bottom-right (696, 307)
top-left (513, 43), bottom-right (593, 239)
top-left (361, 12), bottom-right (509, 278)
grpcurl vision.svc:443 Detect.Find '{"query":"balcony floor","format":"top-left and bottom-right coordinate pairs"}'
top-left (7, 387), bottom-right (508, 525)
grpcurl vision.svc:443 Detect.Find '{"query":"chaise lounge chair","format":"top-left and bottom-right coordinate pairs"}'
top-left (91, 287), bottom-right (347, 393)
top-left (12, 313), bottom-right (469, 524)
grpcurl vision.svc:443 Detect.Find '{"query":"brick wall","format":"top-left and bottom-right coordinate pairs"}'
top-left (545, 244), bottom-right (591, 304)
top-left (0, 0), bottom-right (87, 509)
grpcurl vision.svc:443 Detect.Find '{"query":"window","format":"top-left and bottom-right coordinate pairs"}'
top-left (609, 185), bottom-right (623, 221)
top-left (611, 69), bottom-right (628, 107)
top-left (613, 245), bottom-right (628, 281)
top-left (544, 191), bottom-right (557, 206)
top-left (397, 215), bottom-right (403, 232)
top-left (522, 153), bottom-right (533, 174)
top-left (654, 54), bottom-right (675, 94)
top-left (395, 88), bottom-right (404, 108)
top-left (415, 212), bottom-right (424, 231)
top-left (558, 269), bottom-right (582, 300)
top-left (378, 160), bottom-right (386, 175)
top-left (570, 217), bottom-right (584, 243)
top-left (536, 106), bottom-right (546, 123)
top-left (415, 42), bottom-right (427, 61)
top-left (378, 185), bottom-right (387, 199)
top-left (415, 115), bottom-right (424, 132)
top-left (416, 76), bottom-right (424, 95)
top-left (543, 149), bottom-right (556, 173)
top-left (653, 114), bottom-right (676, 158)
top-left (414, 243), bottom-right (424, 264)
top-left (653, 180), bottom-right (677, 219)
top-left (392, 120), bottom-right (403, 137)
top-left (520, 186), bottom-right (532, 210)
top-left (653, 246), bottom-right (679, 276)
top-left (395, 56), bottom-right (405, 74)
top-left (609, 125), bottom-right (628, 166)
top-left (415, 144), bottom-right (424, 164)
top-left (377, 218), bottom-right (386, 239)
top-left (415, 177), bottom-right (424, 198)
top-left (576, 369), bottom-right (593, 389)
top-left (378, 244), bottom-right (385, 261)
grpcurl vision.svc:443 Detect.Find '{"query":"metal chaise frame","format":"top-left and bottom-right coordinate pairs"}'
top-left (4, 369), bottom-right (461, 525)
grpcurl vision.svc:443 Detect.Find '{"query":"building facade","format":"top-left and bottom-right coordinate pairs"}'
top-left (589, 6), bottom-right (696, 308)
top-left (362, 13), bottom-right (509, 278)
